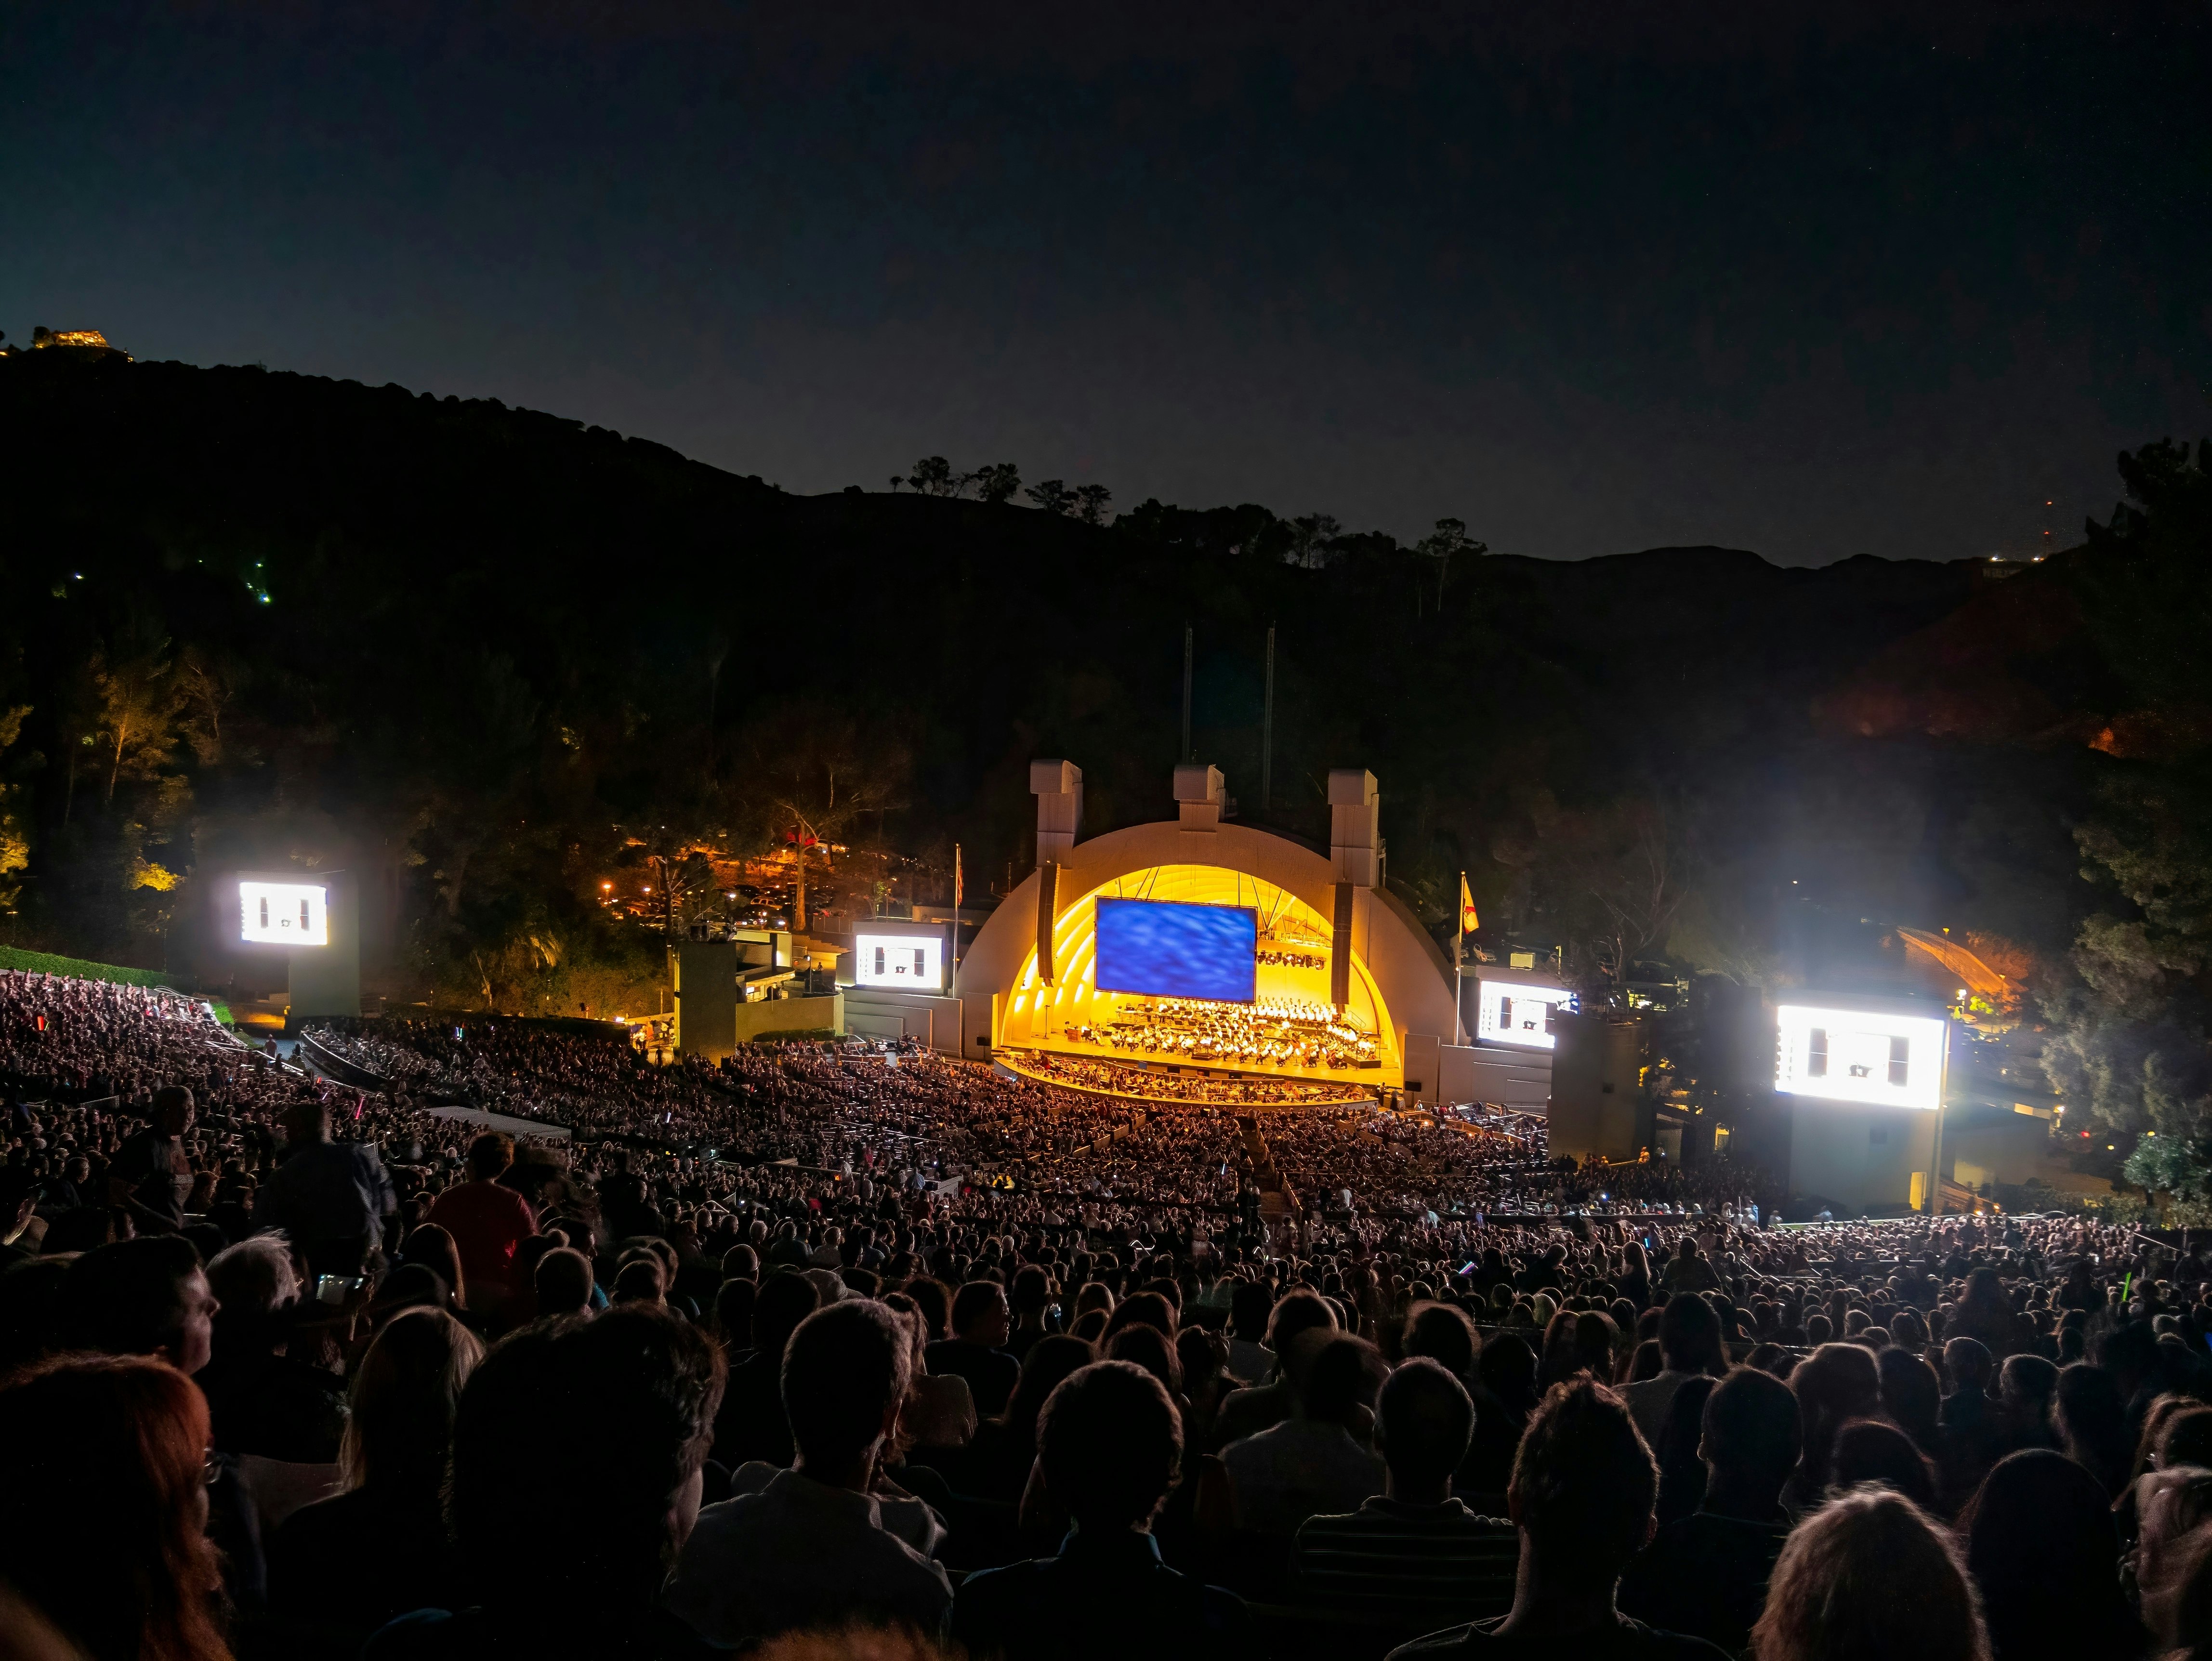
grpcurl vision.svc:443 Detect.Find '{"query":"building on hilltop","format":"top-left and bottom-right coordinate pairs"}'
top-left (0, 326), bottom-right (132, 361)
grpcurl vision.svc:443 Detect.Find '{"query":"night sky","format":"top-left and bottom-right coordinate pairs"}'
top-left (6, 3), bottom-right (2208, 564)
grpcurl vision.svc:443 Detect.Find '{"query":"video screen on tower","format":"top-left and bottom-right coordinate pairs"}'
top-left (239, 880), bottom-right (329, 947)
top-left (1095, 898), bottom-right (1257, 1002)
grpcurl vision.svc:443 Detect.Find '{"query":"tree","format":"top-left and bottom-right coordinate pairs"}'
top-left (1286, 513), bottom-right (1343, 569)
top-left (906, 456), bottom-right (961, 497)
top-left (1415, 517), bottom-right (1486, 611)
top-left (0, 704), bottom-right (31, 914)
top-left (1073, 483), bottom-right (1112, 525)
top-left (1025, 478), bottom-right (1076, 514)
top-left (88, 646), bottom-right (188, 806)
top-left (736, 705), bottom-right (910, 931)
top-left (972, 462), bottom-right (1021, 504)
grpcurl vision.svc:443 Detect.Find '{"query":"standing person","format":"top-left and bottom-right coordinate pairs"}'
top-left (0, 1355), bottom-right (234, 1661)
top-left (254, 1098), bottom-right (398, 1279)
top-left (107, 1085), bottom-right (197, 1235)
top-left (1389, 1379), bottom-right (1725, 1659)
top-left (427, 1133), bottom-right (538, 1326)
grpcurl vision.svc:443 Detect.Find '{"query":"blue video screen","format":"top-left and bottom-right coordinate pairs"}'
top-left (1094, 898), bottom-right (1257, 1002)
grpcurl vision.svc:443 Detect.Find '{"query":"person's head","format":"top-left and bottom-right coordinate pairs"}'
top-left (2158, 1405), bottom-right (2212, 1472)
top-left (466, 1132), bottom-right (516, 1183)
top-left (1011, 1264), bottom-right (1049, 1321)
top-left (1231, 1278), bottom-right (1274, 1343)
top-left (1002, 1334), bottom-right (1096, 1448)
top-left (1701, 1364), bottom-right (1802, 1513)
top-left (204, 1233), bottom-right (299, 1338)
top-left (1102, 1290), bottom-right (1175, 1342)
top-left (149, 1085), bottom-right (195, 1139)
top-left (61, 1236), bottom-right (218, 1374)
top-left (1403, 1301), bottom-right (1478, 1381)
top-left (451, 1307), bottom-right (724, 1625)
top-left (402, 1224), bottom-right (466, 1306)
top-left (613, 1257), bottom-right (667, 1306)
top-left (1265, 1288), bottom-right (1338, 1375)
top-left (753, 1269), bottom-right (824, 1359)
top-left (1038, 1359), bottom-right (1183, 1533)
top-left (1300, 1332), bottom-right (1386, 1427)
top-left (1508, 1379), bottom-right (1657, 1594)
top-left (342, 1306), bottom-right (483, 1498)
top-left (2054, 1362), bottom-right (2133, 1494)
top-left (1377, 1358), bottom-right (1475, 1496)
top-left (722, 1243), bottom-right (759, 1283)
top-left (1753, 1486), bottom-right (1989, 1661)
top-left (534, 1246), bottom-right (595, 1318)
top-left (1960, 1449), bottom-right (2139, 1661)
top-left (1105, 1322), bottom-right (1184, 1403)
top-left (782, 1300), bottom-right (912, 1476)
top-left (1997, 1352), bottom-right (2058, 1418)
top-left (281, 1097), bottom-right (329, 1146)
top-left (1790, 1342), bottom-right (1881, 1486)
top-left (0, 1355), bottom-right (228, 1661)
top-left (904, 1276), bottom-right (952, 1343)
top-left (1828, 1418), bottom-right (1936, 1510)
top-left (952, 1279), bottom-right (1011, 1346)
top-left (1876, 1348), bottom-right (1943, 1451)
top-left (1658, 1292), bottom-right (1722, 1375)
top-left (1946, 1336), bottom-right (1995, 1396)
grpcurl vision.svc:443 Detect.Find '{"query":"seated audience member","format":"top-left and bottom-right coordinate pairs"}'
top-left (1828, 1417), bottom-right (1937, 1511)
top-left (1961, 1450), bottom-right (2146, 1661)
top-left (664, 1301), bottom-right (953, 1648)
top-left (267, 1307), bottom-right (484, 1642)
top-left (1295, 1357), bottom-right (1519, 1630)
top-left (883, 1290), bottom-right (978, 1450)
top-left (1228, 1278), bottom-right (1276, 1382)
top-left (425, 1133), bottom-right (537, 1322)
top-left (1649, 1376), bottom-right (1718, 1525)
top-left (2054, 1361), bottom-right (2134, 1498)
top-left (925, 1279), bottom-right (1021, 1416)
top-left (60, 1235), bottom-right (218, 1374)
top-left (1941, 1336), bottom-right (2007, 1490)
top-left (534, 1245), bottom-right (596, 1318)
top-left (714, 1275), bottom-right (756, 1346)
top-left (967, 1333), bottom-right (1096, 1503)
top-left (0, 1354), bottom-right (233, 1661)
top-left (614, 1255), bottom-right (669, 1306)
top-left (1222, 1332), bottom-right (1389, 1538)
top-left (1391, 1378), bottom-right (1725, 1659)
top-left (1620, 1365), bottom-right (1801, 1656)
top-left (1618, 1294), bottom-right (1722, 1447)
top-left (953, 1359), bottom-right (1248, 1661)
top-left (253, 1098), bottom-right (398, 1278)
top-left (1781, 1342), bottom-right (1879, 1510)
top-left (367, 1305), bottom-right (724, 1660)
top-left (1211, 1289), bottom-right (1339, 1449)
top-left (196, 1233), bottom-right (348, 1463)
top-left (713, 1270), bottom-right (822, 1469)
top-left (1749, 1486), bottom-right (1990, 1661)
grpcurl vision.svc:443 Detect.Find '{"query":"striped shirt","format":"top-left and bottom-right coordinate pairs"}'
top-left (1294, 1497), bottom-right (1520, 1626)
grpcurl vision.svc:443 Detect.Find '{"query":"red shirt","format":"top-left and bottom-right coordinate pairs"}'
top-left (427, 1180), bottom-right (538, 1291)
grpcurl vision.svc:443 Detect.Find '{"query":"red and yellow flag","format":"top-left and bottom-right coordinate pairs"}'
top-left (1459, 873), bottom-right (1479, 936)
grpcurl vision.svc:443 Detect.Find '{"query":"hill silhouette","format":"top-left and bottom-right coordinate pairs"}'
top-left (0, 351), bottom-right (2129, 1002)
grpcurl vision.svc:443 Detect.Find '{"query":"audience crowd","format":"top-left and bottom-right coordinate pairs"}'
top-left (5, 964), bottom-right (2210, 1661)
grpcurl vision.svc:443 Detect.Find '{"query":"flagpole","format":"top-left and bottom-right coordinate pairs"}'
top-left (950, 843), bottom-right (962, 1001)
top-left (1455, 869), bottom-right (1467, 1046)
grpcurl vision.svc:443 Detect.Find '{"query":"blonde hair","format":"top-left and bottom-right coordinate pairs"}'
top-left (1751, 1486), bottom-right (1988, 1661)
top-left (341, 1305), bottom-right (483, 1495)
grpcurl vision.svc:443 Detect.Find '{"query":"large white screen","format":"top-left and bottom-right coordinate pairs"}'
top-left (240, 881), bottom-right (328, 947)
top-left (1775, 1004), bottom-right (1947, 1109)
top-left (1476, 979), bottom-right (1576, 1050)
top-left (855, 933), bottom-right (942, 990)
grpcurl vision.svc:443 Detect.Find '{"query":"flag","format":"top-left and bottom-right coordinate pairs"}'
top-left (1459, 872), bottom-right (1479, 936)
